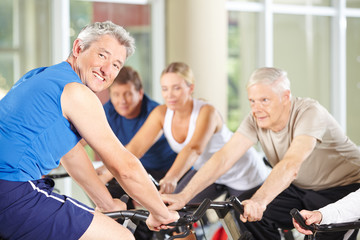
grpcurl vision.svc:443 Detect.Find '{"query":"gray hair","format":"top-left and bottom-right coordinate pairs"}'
top-left (76, 21), bottom-right (135, 59)
top-left (247, 67), bottom-right (291, 95)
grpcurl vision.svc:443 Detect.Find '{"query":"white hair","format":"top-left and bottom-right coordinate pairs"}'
top-left (247, 67), bottom-right (291, 96)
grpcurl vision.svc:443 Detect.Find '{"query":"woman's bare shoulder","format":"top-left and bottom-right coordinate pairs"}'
top-left (152, 104), bottom-right (168, 116)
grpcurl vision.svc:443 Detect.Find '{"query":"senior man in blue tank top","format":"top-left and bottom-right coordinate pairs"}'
top-left (0, 21), bottom-right (178, 240)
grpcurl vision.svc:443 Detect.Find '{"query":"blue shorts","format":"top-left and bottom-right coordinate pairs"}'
top-left (0, 178), bottom-right (94, 240)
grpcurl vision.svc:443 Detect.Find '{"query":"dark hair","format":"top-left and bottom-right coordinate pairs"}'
top-left (112, 66), bottom-right (143, 91)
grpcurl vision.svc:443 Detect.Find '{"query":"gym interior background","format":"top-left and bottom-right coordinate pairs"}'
top-left (0, 0), bottom-right (359, 210)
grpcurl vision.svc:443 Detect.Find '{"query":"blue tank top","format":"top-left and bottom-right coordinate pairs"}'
top-left (103, 95), bottom-right (176, 170)
top-left (0, 62), bottom-right (82, 181)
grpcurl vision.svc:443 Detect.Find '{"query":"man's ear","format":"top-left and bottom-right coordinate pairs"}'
top-left (282, 89), bottom-right (291, 102)
top-left (72, 39), bottom-right (83, 57)
top-left (139, 89), bottom-right (144, 101)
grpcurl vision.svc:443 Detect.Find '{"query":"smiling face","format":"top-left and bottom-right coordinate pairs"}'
top-left (247, 83), bottom-right (291, 132)
top-left (160, 72), bottom-right (194, 111)
top-left (109, 82), bottom-right (143, 119)
top-left (72, 34), bottom-right (127, 93)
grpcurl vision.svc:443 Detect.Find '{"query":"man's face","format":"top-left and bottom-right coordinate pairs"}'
top-left (74, 34), bottom-right (127, 93)
top-left (247, 83), bottom-right (290, 132)
top-left (109, 82), bottom-right (143, 119)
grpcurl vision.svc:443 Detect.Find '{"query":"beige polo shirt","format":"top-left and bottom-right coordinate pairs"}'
top-left (237, 97), bottom-right (360, 191)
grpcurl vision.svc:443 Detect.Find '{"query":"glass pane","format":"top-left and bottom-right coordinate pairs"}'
top-left (229, 0), bottom-right (260, 2)
top-left (70, 1), bottom-right (152, 97)
top-left (346, 17), bottom-right (360, 145)
top-left (0, 0), bottom-right (14, 48)
top-left (227, 11), bottom-right (259, 131)
top-left (70, 0), bottom-right (93, 45)
top-left (93, 2), bottom-right (152, 94)
top-left (274, 14), bottom-right (331, 110)
top-left (347, 0), bottom-right (360, 8)
top-left (32, 0), bottom-right (52, 68)
top-left (273, 0), bottom-right (332, 6)
top-left (0, 0), bottom-right (51, 93)
top-left (0, 0), bottom-right (15, 98)
top-left (0, 54), bottom-right (15, 98)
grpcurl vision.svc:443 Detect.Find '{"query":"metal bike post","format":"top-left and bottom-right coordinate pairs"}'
top-left (215, 208), bottom-right (241, 240)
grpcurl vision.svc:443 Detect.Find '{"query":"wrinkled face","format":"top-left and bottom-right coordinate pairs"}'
top-left (160, 72), bottom-right (193, 111)
top-left (73, 34), bottom-right (127, 93)
top-left (109, 82), bottom-right (143, 119)
top-left (247, 83), bottom-right (290, 132)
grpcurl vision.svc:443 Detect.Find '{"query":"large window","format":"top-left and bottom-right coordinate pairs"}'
top-left (347, 17), bottom-right (360, 144)
top-left (0, 0), bottom-right (15, 98)
top-left (0, 0), bottom-right (52, 98)
top-left (227, 0), bottom-right (360, 145)
top-left (273, 14), bottom-right (331, 109)
top-left (228, 12), bottom-right (259, 130)
top-left (70, 1), bottom-right (153, 103)
top-left (0, 0), bottom-right (163, 102)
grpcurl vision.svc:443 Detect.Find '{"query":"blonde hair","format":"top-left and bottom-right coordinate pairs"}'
top-left (161, 62), bottom-right (195, 86)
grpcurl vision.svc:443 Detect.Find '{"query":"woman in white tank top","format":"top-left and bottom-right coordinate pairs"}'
top-left (126, 62), bottom-right (270, 202)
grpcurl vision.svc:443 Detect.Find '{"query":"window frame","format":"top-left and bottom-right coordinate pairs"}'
top-left (51, 0), bottom-right (165, 102)
top-left (226, 0), bottom-right (360, 132)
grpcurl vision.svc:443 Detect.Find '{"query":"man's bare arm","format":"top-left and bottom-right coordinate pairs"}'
top-left (61, 142), bottom-right (125, 211)
top-left (240, 135), bottom-right (317, 222)
top-left (61, 83), bottom-right (173, 222)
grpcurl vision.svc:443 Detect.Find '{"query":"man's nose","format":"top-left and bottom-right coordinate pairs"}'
top-left (101, 61), bottom-right (112, 76)
top-left (251, 102), bottom-right (262, 112)
top-left (119, 95), bottom-right (126, 104)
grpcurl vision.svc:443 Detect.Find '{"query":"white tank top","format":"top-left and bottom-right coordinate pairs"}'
top-left (163, 99), bottom-right (270, 190)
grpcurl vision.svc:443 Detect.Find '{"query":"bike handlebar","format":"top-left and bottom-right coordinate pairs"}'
top-left (290, 208), bottom-right (317, 232)
top-left (45, 173), bottom-right (160, 189)
top-left (104, 196), bottom-right (244, 239)
top-left (44, 173), bottom-right (245, 238)
top-left (229, 195), bottom-right (245, 214)
top-left (290, 208), bottom-right (360, 234)
top-left (104, 198), bottom-right (213, 226)
top-left (179, 195), bottom-right (244, 215)
top-left (105, 209), bottom-right (149, 222)
top-left (168, 198), bottom-right (211, 227)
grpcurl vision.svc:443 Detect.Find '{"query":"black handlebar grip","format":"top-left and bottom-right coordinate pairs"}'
top-left (290, 208), bottom-right (316, 233)
top-left (229, 196), bottom-right (244, 214)
top-left (120, 194), bottom-right (130, 204)
top-left (105, 210), bottom-right (149, 222)
top-left (167, 198), bottom-right (212, 227)
top-left (148, 174), bottom-right (160, 189)
top-left (192, 198), bottom-right (211, 222)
